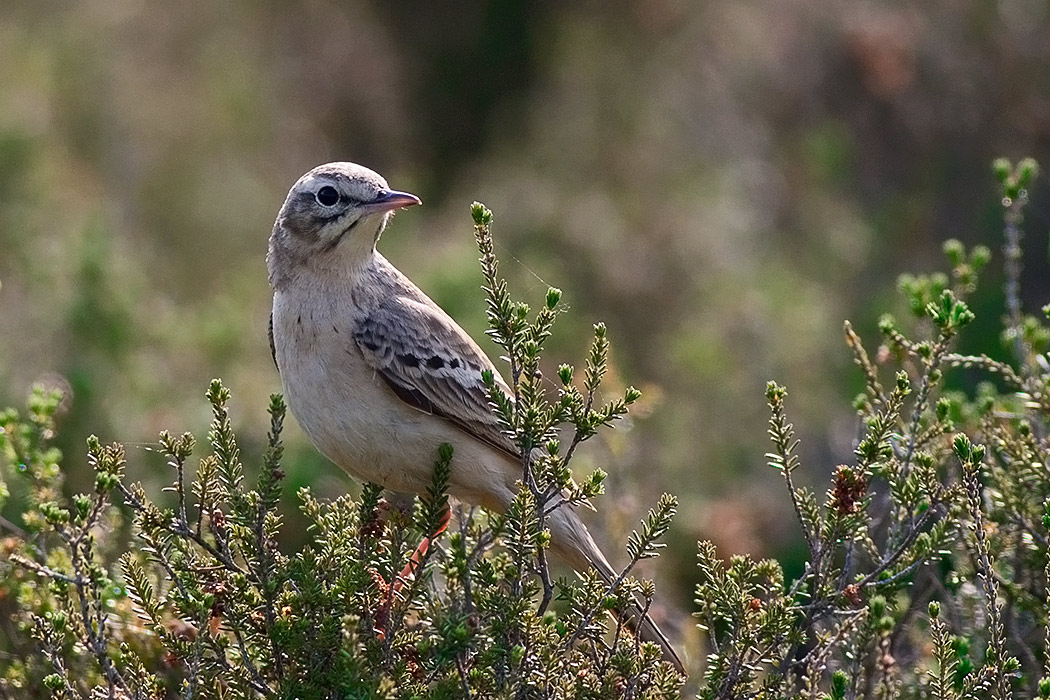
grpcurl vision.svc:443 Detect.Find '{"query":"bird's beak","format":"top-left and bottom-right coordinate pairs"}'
top-left (364, 189), bottom-right (422, 214)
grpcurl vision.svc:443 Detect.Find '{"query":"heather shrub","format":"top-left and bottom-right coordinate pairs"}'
top-left (2, 159), bottom-right (1048, 698)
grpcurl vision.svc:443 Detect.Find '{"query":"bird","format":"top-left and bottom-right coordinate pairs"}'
top-left (266, 161), bottom-right (683, 673)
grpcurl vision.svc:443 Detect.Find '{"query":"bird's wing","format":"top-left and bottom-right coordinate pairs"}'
top-left (268, 312), bottom-right (279, 371)
top-left (354, 296), bottom-right (519, 458)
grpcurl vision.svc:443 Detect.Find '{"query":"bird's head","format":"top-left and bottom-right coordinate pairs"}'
top-left (268, 162), bottom-right (421, 287)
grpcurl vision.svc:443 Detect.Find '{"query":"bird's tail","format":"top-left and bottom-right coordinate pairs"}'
top-left (546, 504), bottom-right (685, 675)
top-left (592, 558), bottom-right (685, 675)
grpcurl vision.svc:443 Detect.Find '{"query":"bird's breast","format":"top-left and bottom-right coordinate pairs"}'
top-left (271, 288), bottom-right (448, 493)
top-left (273, 291), bottom-right (380, 453)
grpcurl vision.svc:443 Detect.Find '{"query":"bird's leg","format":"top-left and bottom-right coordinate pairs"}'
top-left (374, 503), bottom-right (451, 640)
top-left (395, 502), bottom-right (451, 586)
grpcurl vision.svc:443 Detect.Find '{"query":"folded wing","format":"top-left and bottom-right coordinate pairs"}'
top-left (354, 296), bottom-right (518, 459)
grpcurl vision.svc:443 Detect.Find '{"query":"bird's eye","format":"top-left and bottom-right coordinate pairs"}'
top-left (315, 186), bottom-right (340, 207)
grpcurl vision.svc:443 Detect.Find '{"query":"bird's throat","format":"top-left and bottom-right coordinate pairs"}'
top-left (322, 219), bottom-right (360, 254)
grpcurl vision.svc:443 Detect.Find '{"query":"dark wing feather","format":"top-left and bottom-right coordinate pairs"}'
top-left (354, 296), bottom-right (518, 458)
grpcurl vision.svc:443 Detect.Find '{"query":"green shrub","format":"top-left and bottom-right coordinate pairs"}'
top-left (690, 157), bottom-right (1048, 699)
top-left (0, 203), bottom-right (681, 699)
top-left (2, 158), bottom-right (1049, 698)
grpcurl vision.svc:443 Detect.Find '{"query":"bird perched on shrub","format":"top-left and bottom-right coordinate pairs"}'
top-left (266, 162), bottom-right (682, 672)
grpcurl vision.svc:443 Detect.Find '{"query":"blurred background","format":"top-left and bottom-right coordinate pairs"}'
top-left (2, 0), bottom-right (1049, 643)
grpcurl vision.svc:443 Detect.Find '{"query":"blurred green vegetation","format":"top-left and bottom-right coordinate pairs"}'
top-left (1, 0), bottom-right (1048, 618)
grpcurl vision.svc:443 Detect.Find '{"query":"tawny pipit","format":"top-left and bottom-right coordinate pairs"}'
top-left (267, 162), bottom-right (682, 672)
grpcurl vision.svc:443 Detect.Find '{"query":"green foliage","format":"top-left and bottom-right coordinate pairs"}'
top-left (687, 157), bottom-right (1050, 697)
top-left (1, 204), bottom-right (681, 698)
top-left (473, 202), bottom-right (647, 611)
top-left (4, 160), bottom-right (1050, 697)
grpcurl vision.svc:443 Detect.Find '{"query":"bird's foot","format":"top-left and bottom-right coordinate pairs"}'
top-left (372, 504), bottom-right (451, 640)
